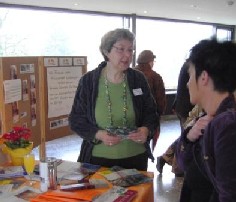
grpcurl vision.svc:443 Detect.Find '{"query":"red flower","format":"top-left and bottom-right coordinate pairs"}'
top-left (2, 126), bottom-right (31, 149)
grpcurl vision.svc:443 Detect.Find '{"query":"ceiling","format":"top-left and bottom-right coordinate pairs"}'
top-left (0, 0), bottom-right (236, 25)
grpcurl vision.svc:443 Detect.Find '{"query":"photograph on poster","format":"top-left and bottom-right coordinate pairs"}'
top-left (22, 122), bottom-right (28, 128)
top-left (31, 105), bottom-right (36, 126)
top-left (20, 111), bottom-right (27, 118)
top-left (50, 118), bottom-right (68, 130)
top-left (30, 90), bottom-right (36, 105)
top-left (30, 75), bottom-right (36, 89)
top-left (20, 64), bottom-right (35, 74)
top-left (12, 101), bottom-right (19, 123)
top-left (10, 65), bottom-right (18, 79)
top-left (22, 80), bottom-right (29, 101)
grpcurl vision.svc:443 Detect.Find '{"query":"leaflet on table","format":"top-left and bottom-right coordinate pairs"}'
top-left (79, 162), bottom-right (101, 174)
top-left (0, 183), bottom-right (41, 202)
top-left (93, 186), bottom-right (137, 202)
top-left (0, 166), bottom-right (25, 179)
top-left (98, 166), bottom-right (152, 187)
top-left (0, 184), bottom-right (14, 195)
top-left (60, 179), bottom-right (109, 191)
top-left (57, 161), bottom-right (101, 183)
top-left (0, 178), bottom-right (25, 190)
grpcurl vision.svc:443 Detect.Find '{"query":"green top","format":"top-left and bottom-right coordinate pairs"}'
top-left (93, 75), bottom-right (145, 159)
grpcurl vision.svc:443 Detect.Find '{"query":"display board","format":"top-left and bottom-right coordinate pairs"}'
top-left (42, 57), bottom-right (87, 142)
top-left (0, 57), bottom-right (42, 148)
top-left (0, 56), bottom-right (87, 156)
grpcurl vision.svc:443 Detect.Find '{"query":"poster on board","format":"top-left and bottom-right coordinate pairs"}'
top-left (46, 66), bottom-right (83, 118)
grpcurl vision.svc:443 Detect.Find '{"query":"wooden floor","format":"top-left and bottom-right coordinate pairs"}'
top-left (33, 115), bottom-right (183, 202)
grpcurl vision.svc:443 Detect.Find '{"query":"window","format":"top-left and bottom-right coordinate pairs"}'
top-left (216, 28), bottom-right (232, 41)
top-left (136, 18), bottom-right (214, 89)
top-left (0, 7), bottom-right (234, 89)
top-left (0, 8), bottom-right (123, 70)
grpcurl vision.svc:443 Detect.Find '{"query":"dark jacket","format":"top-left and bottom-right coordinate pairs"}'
top-left (69, 61), bottom-right (159, 163)
top-left (172, 62), bottom-right (194, 125)
top-left (177, 95), bottom-right (236, 202)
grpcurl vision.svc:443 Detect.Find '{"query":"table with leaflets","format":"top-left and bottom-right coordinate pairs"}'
top-left (0, 161), bottom-right (154, 202)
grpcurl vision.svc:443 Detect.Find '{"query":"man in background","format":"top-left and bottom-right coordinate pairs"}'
top-left (134, 50), bottom-right (166, 151)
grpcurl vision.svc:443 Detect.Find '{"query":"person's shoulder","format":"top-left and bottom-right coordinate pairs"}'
top-left (151, 69), bottom-right (163, 79)
top-left (210, 109), bottom-right (236, 134)
top-left (127, 67), bottom-right (147, 81)
top-left (82, 62), bottom-right (105, 78)
top-left (133, 65), bottom-right (144, 74)
top-left (214, 109), bottom-right (236, 121)
top-left (152, 69), bottom-right (161, 76)
top-left (128, 67), bottom-right (143, 75)
top-left (80, 69), bottom-right (94, 81)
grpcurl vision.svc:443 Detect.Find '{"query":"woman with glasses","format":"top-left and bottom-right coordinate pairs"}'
top-left (69, 28), bottom-right (159, 171)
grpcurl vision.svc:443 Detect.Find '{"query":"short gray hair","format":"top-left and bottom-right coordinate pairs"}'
top-left (99, 28), bottom-right (135, 61)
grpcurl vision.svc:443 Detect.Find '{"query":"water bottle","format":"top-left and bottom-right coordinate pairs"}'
top-left (47, 157), bottom-right (58, 190)
top-left (39, 160), bottom-right (49, 192)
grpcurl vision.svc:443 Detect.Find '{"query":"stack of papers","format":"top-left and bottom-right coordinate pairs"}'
top-left (98, 166), bottom-right (152, 187)
top-left (93, 186), bottom-right (137, 202)
top-left (0, 166), bottom-right (25, 179)
top-left (57, 161), bottom-right (101, 184)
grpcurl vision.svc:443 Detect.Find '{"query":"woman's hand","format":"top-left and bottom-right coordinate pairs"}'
top-left (127, 127), bottom-right (149, 144)
top-left (95, 130), bottom-right (121, 146)
top-left (187, 115), bottom-right (213, 142)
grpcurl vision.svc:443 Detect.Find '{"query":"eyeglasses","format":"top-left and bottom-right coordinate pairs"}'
top-left (112, 46), bottom-right (135, 54)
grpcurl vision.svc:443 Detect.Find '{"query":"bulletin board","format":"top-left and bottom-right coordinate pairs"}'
top-left (0, 57), bottom-right (42, 147)
top-left (40, 56), bottom-right (87, 142)
top-left (0, 56), bottom-right (87, 155)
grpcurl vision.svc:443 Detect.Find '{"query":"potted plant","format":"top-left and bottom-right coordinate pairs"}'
top-left (1, 126), bottom-right (33, 166)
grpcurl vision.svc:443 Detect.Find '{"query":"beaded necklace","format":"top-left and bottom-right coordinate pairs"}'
top-left (104, 69), bottom-right (127, 129)
top-left (104, 68), bottom-right (137, 137)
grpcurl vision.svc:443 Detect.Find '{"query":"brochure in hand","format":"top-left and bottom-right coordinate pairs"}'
top-left (106, 127), bottom-right (138, 140)
top-left (98, 166), bottom-right (152, 187)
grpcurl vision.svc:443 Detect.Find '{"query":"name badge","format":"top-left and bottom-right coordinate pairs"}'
top-left (133, 88), bottom-right (143, 96)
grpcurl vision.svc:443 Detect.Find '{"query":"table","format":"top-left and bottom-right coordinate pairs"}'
top-left (1, 163), bottom-right (154, 202)
top-left (32, 169), bottom-right (154, 202)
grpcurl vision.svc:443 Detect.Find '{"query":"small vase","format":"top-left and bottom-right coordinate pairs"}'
top-left (2, 143), bottom-right (33, 166)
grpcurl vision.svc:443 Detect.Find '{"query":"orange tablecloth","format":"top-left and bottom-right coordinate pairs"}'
top-left (0, 159), bottom-right (154, 202)
top-left (31, 168), bottom-right (154, 202)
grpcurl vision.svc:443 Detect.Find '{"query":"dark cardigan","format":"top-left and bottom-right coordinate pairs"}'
top-left (69, 61), bottom-right (159, 163)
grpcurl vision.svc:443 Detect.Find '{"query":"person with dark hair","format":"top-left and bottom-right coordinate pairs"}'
top-left (134, 50), bottom-right (166, 151)
top-left (69, 28), bottom-right (159, 171)
top-left (156, 62), bottom-right (193, 176)
top-left (172, 61), bottom-right (194, 131)
top-left (176, 39), bottom-right (236, 201)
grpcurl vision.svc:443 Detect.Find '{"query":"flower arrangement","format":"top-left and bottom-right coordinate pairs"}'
top-left (2, 126), bottom-right (31, 149)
